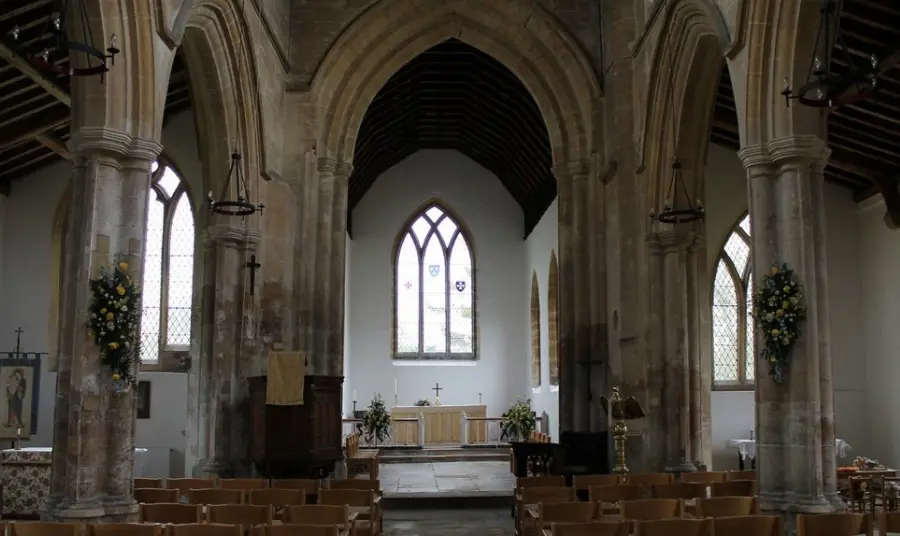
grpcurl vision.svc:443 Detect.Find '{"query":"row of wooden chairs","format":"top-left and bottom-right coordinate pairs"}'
top-left (343, 434), bottom-right (379, 480)
top-left (518, 472), bottom-right (756, 490)
top-left (136, 504), bottom-right (372, 533)
top-left (134, 479), bottom-right (318, 495)
top-left (544, 516), bottom-right (780, 536)
top-left (2, 523), bottom-right (350, 536)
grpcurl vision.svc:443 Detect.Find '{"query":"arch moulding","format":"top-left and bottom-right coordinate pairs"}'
top-left (312, 0), bottom-right (602, 169)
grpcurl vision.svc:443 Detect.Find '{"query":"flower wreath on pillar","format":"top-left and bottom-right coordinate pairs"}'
top-left (88, 260), bottom-right (140, 391)
top-left (751, 263), bottom-right (806, 384)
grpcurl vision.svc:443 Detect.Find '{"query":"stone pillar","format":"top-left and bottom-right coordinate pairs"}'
top-left (202, 224), bottom-right (261, 477)
top-left (739, 135), bottom-right (840, 522)
top-left (45, 127), bottom-right (161, 522)
top-left (0, 183), bottom-right (7, 296)
top-left (645, 230), bottom-right (700, 472)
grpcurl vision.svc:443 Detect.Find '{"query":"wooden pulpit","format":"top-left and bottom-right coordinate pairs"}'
top-left (248, 375), bottom-right (343, 478)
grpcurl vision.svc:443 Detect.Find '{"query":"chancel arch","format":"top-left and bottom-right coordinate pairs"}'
top-left (392, 201), bottom-right (476, 360)
top-left (531, 272), bottom-right (541, 388)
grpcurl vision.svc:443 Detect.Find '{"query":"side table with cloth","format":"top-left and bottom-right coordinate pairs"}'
top-left (727, 438), bottom-right (851, 470)
top-left (1, 447), bottom-right (149, 517)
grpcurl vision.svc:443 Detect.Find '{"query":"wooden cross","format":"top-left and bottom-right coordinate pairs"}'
top-left (12, 328), bottom-right (23, 357)
top-left (246, 255), bottom-right (261, 296)
top-left (432, 383), bottom-right (443, 398)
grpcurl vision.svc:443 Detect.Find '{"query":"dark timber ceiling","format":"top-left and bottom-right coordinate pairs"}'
top-left (0, 0), bottom-right (192, 189)
top-left (712, 1), bottom-right (900, 223)
top-left (350, 38), bottom-right (554, 237)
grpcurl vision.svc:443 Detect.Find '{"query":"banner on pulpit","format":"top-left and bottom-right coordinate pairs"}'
top-left (266, 351), bottom-right (305, 405)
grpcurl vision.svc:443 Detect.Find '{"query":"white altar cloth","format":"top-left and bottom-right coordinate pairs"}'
top-left (727, 438), bottom-right (851, 459)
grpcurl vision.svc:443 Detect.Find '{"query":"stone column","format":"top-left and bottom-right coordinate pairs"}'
top-left (0, 183), bottom-right (6, 293)
top-left (739, 135), bottom-right (840, 522)
top-left (202, 224), bottom-right (261, 477)
top-left (45, 127), bottom-right (161, 522)
top-left (645, 230), bottom-right (700, 472)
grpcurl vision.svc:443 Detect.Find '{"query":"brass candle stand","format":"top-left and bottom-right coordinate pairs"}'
top-left (600, 386), bottom-right (646, 476)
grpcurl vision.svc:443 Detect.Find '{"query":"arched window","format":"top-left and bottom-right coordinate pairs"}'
top-left (393, 202), bottom-right (475, 359)
top-left (548, 250), bottom-right (559, 386)
top-left (530, 272), bottom-right (541, 387)
top-left (712, 214), bottom-right (754, 388)
top-left (140, 161), bottom-right (195, 362)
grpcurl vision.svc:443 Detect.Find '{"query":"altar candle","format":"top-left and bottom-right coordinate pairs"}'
top-left (394, 379), bottom-right (398, 395)
top-left (352, 390), bottom-right (357, 401)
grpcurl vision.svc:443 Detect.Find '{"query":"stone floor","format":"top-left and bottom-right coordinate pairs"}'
top-left (379, 461), bottom-right (515, 497)
top-left (383, 509), bottom-right (514, 535)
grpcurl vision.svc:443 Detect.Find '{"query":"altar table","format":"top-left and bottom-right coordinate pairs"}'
top-left (1, 447), bottom-right (148, 517)
top-left (727, 438), bottom-right (851, 470)
top-left (391, 405), bottom-right (487, 445)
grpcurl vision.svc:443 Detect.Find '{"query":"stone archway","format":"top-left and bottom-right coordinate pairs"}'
top-left (312, 0), bottom-right (602, 168)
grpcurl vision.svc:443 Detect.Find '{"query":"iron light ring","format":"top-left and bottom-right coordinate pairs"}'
top-left (653, 208), bottom-right (705, 225)
top-left (210, 200), bottom-right (258, 217)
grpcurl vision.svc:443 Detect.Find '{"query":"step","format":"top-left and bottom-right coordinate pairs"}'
top-left (380, 452), bottom-right (510, 464)
top-left (381, 491), bottom-right (514, 510)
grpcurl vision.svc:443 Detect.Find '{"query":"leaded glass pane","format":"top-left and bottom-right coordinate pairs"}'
top-left (425, 206), bottom-right (443, 222)
top-left (166, 193), bottom-right (194, 346)
top-left (437, 217), bottom-right (457, 244)
top-left (745, 276), bottom-right (755, 381)
top-left (396, 234), bottom-right (420, 353)
top-left (421, 234), bottom-right (447, 353)
top-left (151, 161), bottom-right (159, 174)
top-left (157, 166), bottom-right (180, 198)
top-left (448, 235), bottom-right (473, 353)
top-left (411, 216), bottom-right (430, 244)
top-left (739, 214), bottom-right (751, 235)
top-left (724, 231), bottom-right (750, 276)
top-left (712, 259), bottom-right (739, 382)
top-left (140, 195), bottom-right (165, 362)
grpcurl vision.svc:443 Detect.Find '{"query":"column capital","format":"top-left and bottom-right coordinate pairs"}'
top-left (317, 157), bottom-right (353, 178)
top-left (737, 144), bottom-right (774, 172)
top-left (206, 224), bottom-right (262, 246)
top-left (767, 135), bottom-right (830, 170)
top-left (70, 127), bottom-right (163, 161)
top-left (645, 230), bottom-right (699, 255)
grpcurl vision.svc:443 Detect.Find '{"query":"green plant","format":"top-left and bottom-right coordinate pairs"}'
top-left (362, 394), bottom-right (392, 444)
top-left (500, 399), bottom-right (536, 442)
top-left (751, 262), bottom-right (806, 384)
top-left (88, 259), bottom-right (141, 390)
top-left (414, 399), bottom-right (431, 406)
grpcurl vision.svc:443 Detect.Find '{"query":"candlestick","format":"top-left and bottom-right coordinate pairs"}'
top-left (394, 378), bottom-right (398, 395)
top-left (352, 390), bottom-right (357, 401)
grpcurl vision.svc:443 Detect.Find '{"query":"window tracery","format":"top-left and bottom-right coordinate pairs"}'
top-left (712, 214), bottom-right (754, 388)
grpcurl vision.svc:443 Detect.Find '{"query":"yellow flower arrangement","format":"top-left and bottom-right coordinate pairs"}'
top-left (88, 258), bottom-right (141, 391)
top-left (751, 262), bottom-right (806, 384)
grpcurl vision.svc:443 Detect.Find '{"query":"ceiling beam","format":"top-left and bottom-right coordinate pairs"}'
top-left (35, 133), bottom-right (72, 160)
top-left (0, 106), bottom-right (70, 152)
top-left (0, 43), bottom-right (71, 107)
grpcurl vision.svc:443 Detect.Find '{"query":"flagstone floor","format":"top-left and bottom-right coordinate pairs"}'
top-left (382, 509), bottom-right (514, 535)
top-left (379, 461), bottom-right (514, 496)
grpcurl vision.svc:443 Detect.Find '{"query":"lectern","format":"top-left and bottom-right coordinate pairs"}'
top-left (248, 375), bottom-right (343, 478)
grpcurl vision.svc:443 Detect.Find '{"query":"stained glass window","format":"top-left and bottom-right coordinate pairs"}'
top-left (140, 162), bottom-right (195, 362)
top-left (394, 203), bottom-right (475, 359)
top-left (548, 251), bottom-right (559, 386)
top-left (712, 214), bottom-right (754, 388)
top-left (530, 273), bottom-right (541, 387)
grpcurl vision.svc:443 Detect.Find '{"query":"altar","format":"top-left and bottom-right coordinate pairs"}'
top-left (391, 405), bottom-right (487, 445)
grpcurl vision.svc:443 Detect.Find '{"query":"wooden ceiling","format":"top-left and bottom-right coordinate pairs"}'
top-left (350, 38), bottom-right (554, 238)
top-left (712, 1), bottom-right (900, 224)
top-left (0, 0), bottom-right (192, 192)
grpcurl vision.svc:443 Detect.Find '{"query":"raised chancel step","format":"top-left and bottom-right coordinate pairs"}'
top-left (379, 460), bottom-right (515, 510)
top-left (378, 445), bottom-right (511, 464)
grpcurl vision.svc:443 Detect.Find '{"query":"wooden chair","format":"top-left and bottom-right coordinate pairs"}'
top-left (166, 478), bottom-right (217, 497)
top-left (650, 483), bottom-right (708, 500)
top-left (135, 488), bottom-right (180, 504)
top-left (619, 499), bottom-right (684, 521)
top-left (271, 479), bottom-right (321, 503)
top-left (634, 518), bottom-right (714, 536)
top-left (167, 524), bottom-right (242, 536)
top-left (848, 476), bottom-right (874, 512)
top-left (517, 487), bottom-right (577, 535)
top-left (261, 526), bottom-right (341, 536)
top-left (694, 497), bottom-right (759, 517)
top-left (135, 478), bottom-right (164, 488)
top-left (878, 511), bottom-right (900, 534)
top-left (710, 480), bottom-right (757, 497)
top-left (283, 505), bottom-right (350, 532)
top-left (530, 502), bottom-right (599, 536)
top-left (139, 504), bottom-right (203, 524)
top-left (11, 524), bottom-right (81, 536)
top-left (680, 472), bottom-right (727, 483)
top-left (220, 479), bottom-right (270, 491)
top-left (89, 524), bottom-right (162, 536)
top-left (329, 479), bottom-right (381, 495)
top-left (713, 515), bottom-right (783, 536)
top-left (517, 476), bottom-right (566, 488)
top-left (589, 484), bottom-right (646, 514)
top-left (549, 521), bottom-right (629, 536)
top-left (626, 473), bottom-right (674, 487)
top-left (572, 475), bottom-right (619, 500)
top-left (207, 504), bottom-right (273, 526)
top-left (319, 489), bottom-right (380, 536)
top-left (796, 513), bottom-right (873, 536)
top-left (726, 471), bottom-right (757, 481)
top-left (187, 488), bottom-right (244, 505)
top-left (249, 489), bottom-right (307, 518)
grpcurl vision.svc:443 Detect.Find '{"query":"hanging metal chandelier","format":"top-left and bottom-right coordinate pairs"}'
top-left (208, 151), bottom-right (265, 217)
top-left (649, 157), bottom-right (705, 225)
top-left (781, 0), bottom-right (878, 108)
top-left (4, 0), bottom-right (119, 81)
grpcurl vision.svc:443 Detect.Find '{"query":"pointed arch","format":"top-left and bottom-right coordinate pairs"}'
top-left (712, 213), bottom-right (754, 389)
top-left (548, 250), bottom-right (560, 386)
top-left (530, 272), bottom-right (542, 388)
top-left (392, 200), bottom-right (476, 360)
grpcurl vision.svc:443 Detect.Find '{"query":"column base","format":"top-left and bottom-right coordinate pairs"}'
top-left (664, 460), bottom-right (698, 475)
top-left (760, 491), bottom-right (835, 514)
top-left (42, 499), bottom-right (105, 522)
top-left (201, 458), bottom-right (232, 478)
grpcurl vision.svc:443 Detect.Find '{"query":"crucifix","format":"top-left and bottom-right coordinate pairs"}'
top-left (246, 255), bottom-right (262, 296)
top-left (12, 327), bottom-right (23, 357)
top-left (432, 382), bottom-right (442, 405)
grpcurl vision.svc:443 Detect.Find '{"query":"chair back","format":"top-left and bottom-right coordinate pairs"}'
top-left (626, 473), bottom-right (674, 486)
top-left (249, 489), bottom-right (306, 507)
top-left (573, 474), bottom-right (619, 490)
top-left (139, 504), bottom-right (203, 524)
top-left (319, 488), bottom-right (375, 508)
top-left (187, 488), bottom-right (243, 505)
top-left (879, 512), bottom-right (900, 534)
top-left (726, 471), bottom-right (757, 481)
top-left (219, 479), bottom-right (269, 491)
top-left (619, 499), bottom-right (683, 521)
top-left (796, 513), bottom-right (873, 536)
top-left (89, 524), bottom-right (162, 536)
top-left (680, 472), bottom-right (727, 483)
top-left (521, 486), bottom-right (576, 504)
top-left (713, 515), bottom-right (783, 536)
top-left (11, 524), bottom-right (81, 536)
top-left (589, 484), bottom-right (645, 503)
top-left (263, 526), bottom-right (339, 536)
top-left (517, 476), bottom-right (566, 488)
top-left (550, 521), bottom-right (629, 536)
top-left (167, 524), bottom-right (242, 536)
top-left (538, 502), bottom-right (598, 523)
top-left (695, 496), bottom-right (759, 517)
top-left (271, 479), bottom-right (320, 498)
top-left (135, 478), bottom-right (163, 488)
top-left (207, 504), bottom-right (273, 526)
top-left (135, 488), bottom-right (180, 504)
top-left (634, 518), bottom-right (714, 536)
top-left (166, 478), bottom-right (217, 497)
top-left (650, 483), bottom-right (708, 499)
top-left (328, 479), bottom-right (380, 492)
top-left (283, 504), bottom-right (349, 527)
top-left (710, 480), bottom-right (757, 497)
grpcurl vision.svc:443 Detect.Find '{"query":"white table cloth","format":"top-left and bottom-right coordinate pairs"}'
top-left (728, 438), bottom-right (851, 459)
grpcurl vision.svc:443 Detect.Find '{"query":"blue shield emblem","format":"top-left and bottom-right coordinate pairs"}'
top-left (428, 265), bottom-right (441, 277)
top-left (455, 281), bottom-right (466, 292)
